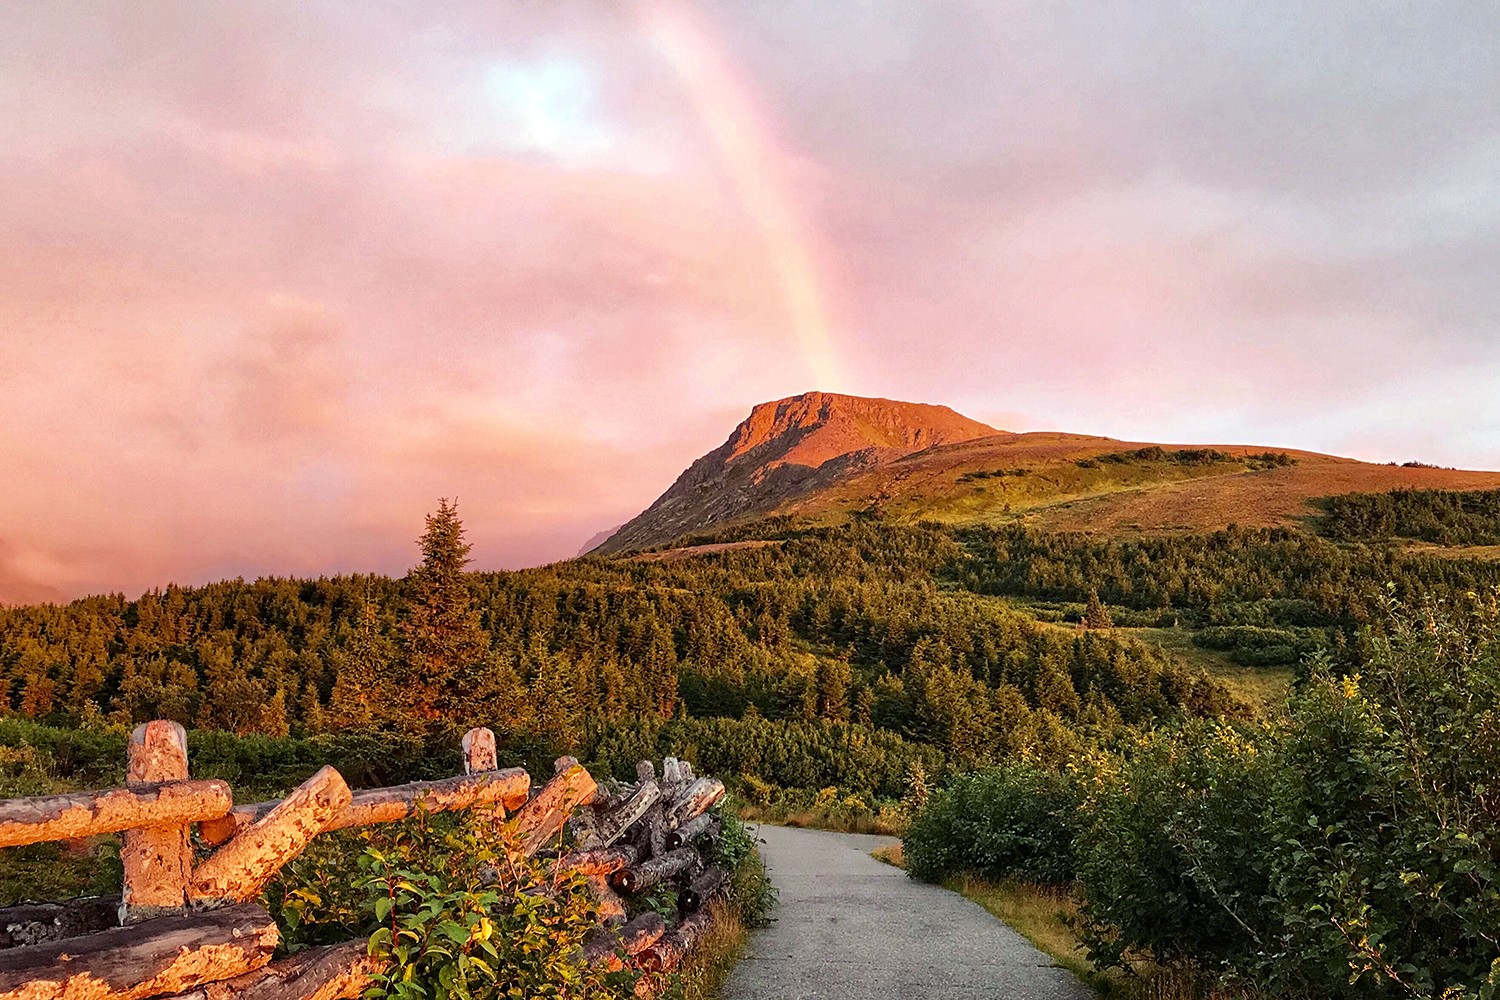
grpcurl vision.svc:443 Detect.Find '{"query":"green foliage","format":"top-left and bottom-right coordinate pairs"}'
top-left (958, 524), bottom-right (1500, 641)
top-left (271, 811), bottom-right (636, 999)
top-left (706, 810), bottom-right (777, 928)
top-left (1071, 723), bottom-right (1276, 975)
top-left (903, 593), bottom-right (1500, 997)
top-left (0, 522), bottom-right (1224, 776)
top-left (903, 764), bottom-right (1080, 885)
top-left (1321, 487), bottom-right (1500, 546)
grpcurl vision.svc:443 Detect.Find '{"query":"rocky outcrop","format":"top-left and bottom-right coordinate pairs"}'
top-left (592, 392), bottom-right (999, 554)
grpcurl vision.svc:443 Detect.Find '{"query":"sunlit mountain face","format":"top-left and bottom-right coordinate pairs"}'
top-left (2, 2), bottom-right (1499, 602)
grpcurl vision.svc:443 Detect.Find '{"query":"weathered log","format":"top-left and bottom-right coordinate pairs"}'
top-left (567, 801), bottom-right (602, 851)
top-left (664, 813), bottom-right (714, 851)
top-left (0, 903), bottom-right (278, 1000)
top-left (701, 817), bottom-right (723, 852)
top-left (507, 763), bottom-right (597, 858)
top-left (665, 778), bottom-right (724, 827)
top-left (593, 780), bottom-right (659, 848)
top-left (198, 769), bottom-right (531, 846)
top-left (610, 847), bottom-right (698, 895)
top-left (679, 865), bottom-right (726, 914)
top-left (460, 728), bottom-right (496, 775)
top-left (552, 756), bottom-right (579, 775)
top-left (191, 767), bottom-right (351, 904)
top-left (638, 907), bottom-right (715, 974)
top-left (580, 911), bottom-right (665, 970)
top-left (0, 782), bottom-right (232, 850)
top-left (561, 843), bottom-right (639, 876)
top-left (0, 898), bottom-right (120, 950)
top-left (123, 722), bottom-right (193, 921)
top-left (634, 800), bottom-right (667, 860)
top-left (208, 940), bottom-right (384, 1000)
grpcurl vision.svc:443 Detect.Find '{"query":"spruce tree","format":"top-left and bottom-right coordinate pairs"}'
top-left (330, 598), bottom-right (394, 727)
top-left (1083, 588), bottom-right (1114, 630)
top-left (398, 499), bottom-right (489, 720)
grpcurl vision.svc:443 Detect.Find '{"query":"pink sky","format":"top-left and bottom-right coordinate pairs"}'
top-left (3, 2), bottom-right (1499, 603)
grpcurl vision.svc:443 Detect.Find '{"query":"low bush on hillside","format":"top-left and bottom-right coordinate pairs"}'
top-left (1321, 487), bottom-right (1500, 546)
top-left (903, 765), bottom-right (1078, 885)
top-left (905, 592), bottom-right (1500, 998)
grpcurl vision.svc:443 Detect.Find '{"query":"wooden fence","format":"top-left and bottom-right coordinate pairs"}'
top-left (0, 721), bottom-right (727, 1000)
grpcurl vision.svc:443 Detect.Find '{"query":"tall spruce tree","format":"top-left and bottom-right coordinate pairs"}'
top-left (398, 499), bottom-right (489, 720)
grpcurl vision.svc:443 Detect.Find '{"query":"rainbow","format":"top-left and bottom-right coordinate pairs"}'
top-left (643, 0), bottom-right (845, 391)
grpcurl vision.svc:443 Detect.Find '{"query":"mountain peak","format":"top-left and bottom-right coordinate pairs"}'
top-left (726, 392), bottom-right (999, 466)
top-left (592, 392), bottom-right (1000, 554)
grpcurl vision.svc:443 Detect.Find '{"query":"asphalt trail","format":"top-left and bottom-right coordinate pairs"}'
top-left (722, 825), bottom-right (1093, 1000)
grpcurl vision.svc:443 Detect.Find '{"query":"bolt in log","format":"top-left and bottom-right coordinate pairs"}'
top-left (638, 907), bottom-right (715, 974)
top-left (198, 769), bottom-right (531, 847)
top-left (191, 767), bottom-right (351, 904)
top-left (678, 865), bottom-right (726, 914)
top-left (580, 911), bottom-right (666, 971)
top-left (0, 903), bottom-right (279, 1000)
top-left (460, 728), bottom-right (496, 775)
top-left (665, 778), bottom-right (724, 828)
top-left (0, 782), bottom-right (231, 850)
top-left (123, 721), bottom-right (193, 920)
top-left (609, 847), bottom-right (698, 895)
top-left (507, 762), bottom-right (597, 858)
top-left (593, 780), bottom-right (660, 848)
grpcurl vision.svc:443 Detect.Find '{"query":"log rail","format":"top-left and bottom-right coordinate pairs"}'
top-left (0, 722), bottom-right (731, 1000)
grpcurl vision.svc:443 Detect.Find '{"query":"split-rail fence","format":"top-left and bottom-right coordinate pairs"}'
top-left (0, 721), bottom-right (729, 1000)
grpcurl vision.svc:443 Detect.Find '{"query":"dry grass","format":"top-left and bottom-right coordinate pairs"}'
top-left (767, 430), bottom-right (1500, 539)
top-left (674, 899), bottom-right (747, 1000)
top-left (737, 802), bottom-right (908, 836)
top-left (872, 846), bottom-right (1257, 1000)
top-left (1121, 627), bottom-right (1293, 713)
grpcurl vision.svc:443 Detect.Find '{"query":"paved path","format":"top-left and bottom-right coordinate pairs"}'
top-left (723, 825), bottom-right (1092, 1000)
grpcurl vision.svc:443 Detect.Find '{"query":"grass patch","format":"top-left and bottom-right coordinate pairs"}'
top-left (737, 801), bottom-right (908, 836)
top-left (1122, 627), bottom-right (1293, 712)
top-left (876, 845), bottom-right (1257, 1000)
top-left (674, 899), bottom-right (747, 1000)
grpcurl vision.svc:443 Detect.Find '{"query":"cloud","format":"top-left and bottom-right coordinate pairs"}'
top-left (0, 1), bottom-right (1497, 601)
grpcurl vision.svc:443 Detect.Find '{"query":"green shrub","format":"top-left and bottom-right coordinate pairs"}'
top-left (1072, 722), bottom-right (1275, 974)
top-left (269, 810), bottom-right (636, 999)
top-left (903, 765), bottom-right (1079, 885)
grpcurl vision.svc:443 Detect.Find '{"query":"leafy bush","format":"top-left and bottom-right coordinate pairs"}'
top-left (903, 765), bottom-right (1079, 885)
top-left (901, 593), bottom-right (1500, 998)
top-left (708, 810), bottom-right (777, 928)
top-left (1072, 722), bottom-right (1275, 974)
top-left (270, 810), bottom-right (636, 999)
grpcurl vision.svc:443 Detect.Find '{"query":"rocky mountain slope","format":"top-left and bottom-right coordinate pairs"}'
top-left (592, 392), bottom-right (1500, 554)
top-left (592, 392), bottom-right (999, 554)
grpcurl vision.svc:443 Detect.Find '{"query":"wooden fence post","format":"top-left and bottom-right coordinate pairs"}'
top-left (121, 721), bottom-right (192, 921)
top-left (461, 728), bottom-right (496, 775)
